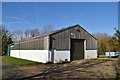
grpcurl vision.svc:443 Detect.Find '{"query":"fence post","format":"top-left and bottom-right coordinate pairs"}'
top-left (7, 44), bottom-right (10, 56)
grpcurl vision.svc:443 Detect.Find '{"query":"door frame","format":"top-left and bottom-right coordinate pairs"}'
top-left (70, 38), bottom-right (86, 61)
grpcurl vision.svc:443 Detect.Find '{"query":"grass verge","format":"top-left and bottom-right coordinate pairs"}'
top-left (90, 58), bottom-right (118, 61)
top-left (2, 56), bottom-right (41, 66)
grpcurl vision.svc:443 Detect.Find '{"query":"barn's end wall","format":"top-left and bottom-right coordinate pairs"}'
top-left (49, 25), bottom-right (97, 50)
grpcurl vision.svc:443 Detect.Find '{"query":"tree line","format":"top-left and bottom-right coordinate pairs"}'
top-left (11, 24), bottom-right (54, 42)
top-left (93, 28), bottom-right (120, 55)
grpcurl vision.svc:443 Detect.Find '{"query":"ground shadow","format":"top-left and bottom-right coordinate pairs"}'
top-left (17, 60), bottom-right (116, 80)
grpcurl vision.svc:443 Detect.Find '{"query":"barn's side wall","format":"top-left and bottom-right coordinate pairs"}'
top-left (44, 36), bottom-right (49, 50)
top-left (10, 36), bottom-right (50, 63)
top-left (11, 36), bottom-right (49, 50)
top-left (10, 50), bottom-right (49, 63)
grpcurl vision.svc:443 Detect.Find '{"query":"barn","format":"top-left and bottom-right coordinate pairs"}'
top-left (10, 24), bottom-right (97, 63)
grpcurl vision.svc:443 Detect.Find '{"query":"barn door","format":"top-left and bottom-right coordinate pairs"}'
top-left (71, 39), bottom-right (84, 60)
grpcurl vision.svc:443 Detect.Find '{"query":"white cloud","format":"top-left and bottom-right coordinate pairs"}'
top-left (8, 16), bottom-right (21, 20)
top-left (6, 15), bottom-right (30, 24)
top-left (61, 15), bottom-right (71, 19)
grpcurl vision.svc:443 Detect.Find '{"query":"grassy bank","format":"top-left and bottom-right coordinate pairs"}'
top-left (2, 56), bottom-right (41, 66)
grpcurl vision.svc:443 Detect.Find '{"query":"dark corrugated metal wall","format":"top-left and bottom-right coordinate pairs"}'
top-left (12, 37), bottom-right (44, 50)
top-left (50, 26), bottom-right (97, 50)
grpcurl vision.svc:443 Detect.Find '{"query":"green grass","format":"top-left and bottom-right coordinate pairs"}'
top-left (2, 56), bottom-right (41, 66)
top-left (98, 55), bottom-right (107, 58)
top-left (118, 56), bottom-right (120, 60)
top-left (91, 57), bottom-right (118, 61)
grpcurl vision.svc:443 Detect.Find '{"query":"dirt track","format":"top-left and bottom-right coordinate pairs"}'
top-left (2, 59), bottom-right (119, 80)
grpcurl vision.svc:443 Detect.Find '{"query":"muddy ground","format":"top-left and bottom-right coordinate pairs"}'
top-left (2, 59), bottom-right (120, 80)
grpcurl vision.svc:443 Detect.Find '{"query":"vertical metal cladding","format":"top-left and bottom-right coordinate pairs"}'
top-left (11, 36), bottom-right (46, 50)
top-left (50, 25), bottom-right (97, 50)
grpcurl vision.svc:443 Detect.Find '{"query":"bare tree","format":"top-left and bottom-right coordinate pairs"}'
top-left (11, 24), bottom-right (55, 41)
top-left (12, 30), bottom-right (24, 41)
top-left (24, 29), bottom-right (31, 38)
top-left (92, 33), bottom-right (111, 55)
top-left (41, 24), bottom-right (55, 35)
top-left (24, 28), bottom-right (40, 38)
top-left (12, 28), bottom-right (40, 41)
top-left (30, 28), bottom-right (40, 37)
top-left (1, 25), bottom-right (12, 41)
top-left (0, 25), bottom-right (13, 55)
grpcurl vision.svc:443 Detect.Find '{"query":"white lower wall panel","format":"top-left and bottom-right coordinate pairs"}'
top-left (85, 50), bottom-right (97, 59)
top-left (10, 50), bottom-right (49, 63)
top-left (11, 50), bottom-right (97, 63)
top-left (11, 50), bottom-right (20, 58)
top-left (50, 50), bottom-right (70, 63)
